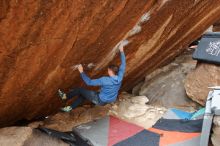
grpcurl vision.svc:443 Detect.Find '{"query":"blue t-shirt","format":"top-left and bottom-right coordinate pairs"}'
top-left (80, 52), bottom-right (126, 103)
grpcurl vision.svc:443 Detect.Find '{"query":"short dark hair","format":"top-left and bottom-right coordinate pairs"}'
top-left (108, 64), bottom-right (119, 75)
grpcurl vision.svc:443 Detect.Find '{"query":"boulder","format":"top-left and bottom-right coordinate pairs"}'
top-left (212, 116), bottom-right (220, 146)
top-left (132, 82), bottom-right (144, 96)
top-left (23, 129), bottom-right (68, 146)
top-left (130, 95), bottom-right (149, 105)
top-left (213, 19), bottom-right (220, 32)
top-left (0, 126), bottom-right (68, 146)
top-left (134, 52), bottom-right (198, 109)
top-left (110, 93), bottom-right (167, 129)
top-left (0, 127), bottom-right (32, 146)
top-left (1, 0), bottom-right (220, 126)
top-left (42, 105), bottom-right (111, 132)
top-left (185, 63), bottom-right (220, 105)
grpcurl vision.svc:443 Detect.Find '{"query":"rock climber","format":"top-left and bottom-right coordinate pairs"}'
top-left (58, 45), bottom-right (126, 112)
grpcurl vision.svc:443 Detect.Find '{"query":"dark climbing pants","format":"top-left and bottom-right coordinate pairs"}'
top-left (66, 88), bottom-right (106, 109)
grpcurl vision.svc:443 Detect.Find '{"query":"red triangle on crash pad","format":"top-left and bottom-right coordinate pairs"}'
top-left (108, 116), bottom-right (144, 146)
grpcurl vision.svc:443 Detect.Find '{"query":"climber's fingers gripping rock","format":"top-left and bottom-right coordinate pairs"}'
top-left (77, 64), bottom-right (84, 73)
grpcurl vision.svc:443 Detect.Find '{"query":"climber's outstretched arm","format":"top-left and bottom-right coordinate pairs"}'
top-left (118, 46), bottom-right (126, 81)
top-left (77, 64), bottom-right (104, 86)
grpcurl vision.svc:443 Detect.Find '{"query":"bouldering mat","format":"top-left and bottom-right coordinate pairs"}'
top-left (163, 108), bottom-right (205, 120)
top-left (73, 116), bottom-right (145, 146)
top-left (149, 128), bottom-right (201, 146)
top-left (153, 119), bottom-right (203, 133)
top-left (193, 32), bottom-right (220, 64)
top-left (113, 130), bottom-right (160, 146)
top-left (38, 109), bottom-right (204, 146)
top-left (148, 108), bottom-right (203, 146)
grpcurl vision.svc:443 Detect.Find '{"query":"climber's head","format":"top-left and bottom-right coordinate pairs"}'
top-left (108, 65), bottom-right (119, 76)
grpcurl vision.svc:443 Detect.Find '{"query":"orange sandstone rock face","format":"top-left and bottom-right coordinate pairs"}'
top-left (185, 63), bottom-right (220, 105)
top-left (213, 19), bottom-right (220, 32)
top-left (1, 0), bottom-right (220, 126)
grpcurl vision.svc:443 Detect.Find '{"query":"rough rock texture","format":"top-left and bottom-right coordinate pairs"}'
top-left (41, 105), bottom-right (111, 132)
top-left (23, 129), bottom-right (68, 146)
top-left (185, 63), bottom-right (220, 105)
top-left (213, 19), bottom-right (220, 32)
top-left (133, 51), bottom-right (199, 110)
top-left (110, 93), bottom-right (167, 129)
top-left (41, 93), bottom-right (165, 131)
top-left (212, 116), bottom-right (220, 146)
top-left (132, 81), bottom-right (144, 96)
top-left (0, 127), bottom-right (33, 146)
top-left (0, 126), bottom-right (68, 146)
top-left (1, 0), bottom-right (220, 126)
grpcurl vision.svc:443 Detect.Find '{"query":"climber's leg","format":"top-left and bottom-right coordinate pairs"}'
top-left (70, 95), bottom-right (85, 109)
top-left (71, 88), bottom-right (105, 105)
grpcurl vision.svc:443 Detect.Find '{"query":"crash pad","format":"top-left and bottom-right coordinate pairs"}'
top-left (73, 116), bottom-right (145, 146)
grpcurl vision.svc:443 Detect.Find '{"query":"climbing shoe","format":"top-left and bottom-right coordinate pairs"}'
top-left (61, 106), bottom-right (72, 112)
top-left (58, 89), bottom-right (67, 100)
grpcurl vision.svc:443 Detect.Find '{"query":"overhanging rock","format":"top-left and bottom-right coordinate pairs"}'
top-left (1, 0), bottom-right (220, 126)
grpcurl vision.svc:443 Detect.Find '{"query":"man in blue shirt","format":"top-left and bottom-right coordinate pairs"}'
top-left (58, 46), bottom-right (126, 112)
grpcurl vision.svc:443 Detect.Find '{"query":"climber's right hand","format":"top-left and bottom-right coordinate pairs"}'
top-left (119, 46), bottom-right (124, 52)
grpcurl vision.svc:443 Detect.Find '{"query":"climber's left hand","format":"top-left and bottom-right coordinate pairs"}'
top-left (77, 64), bottom-right (84, 73)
